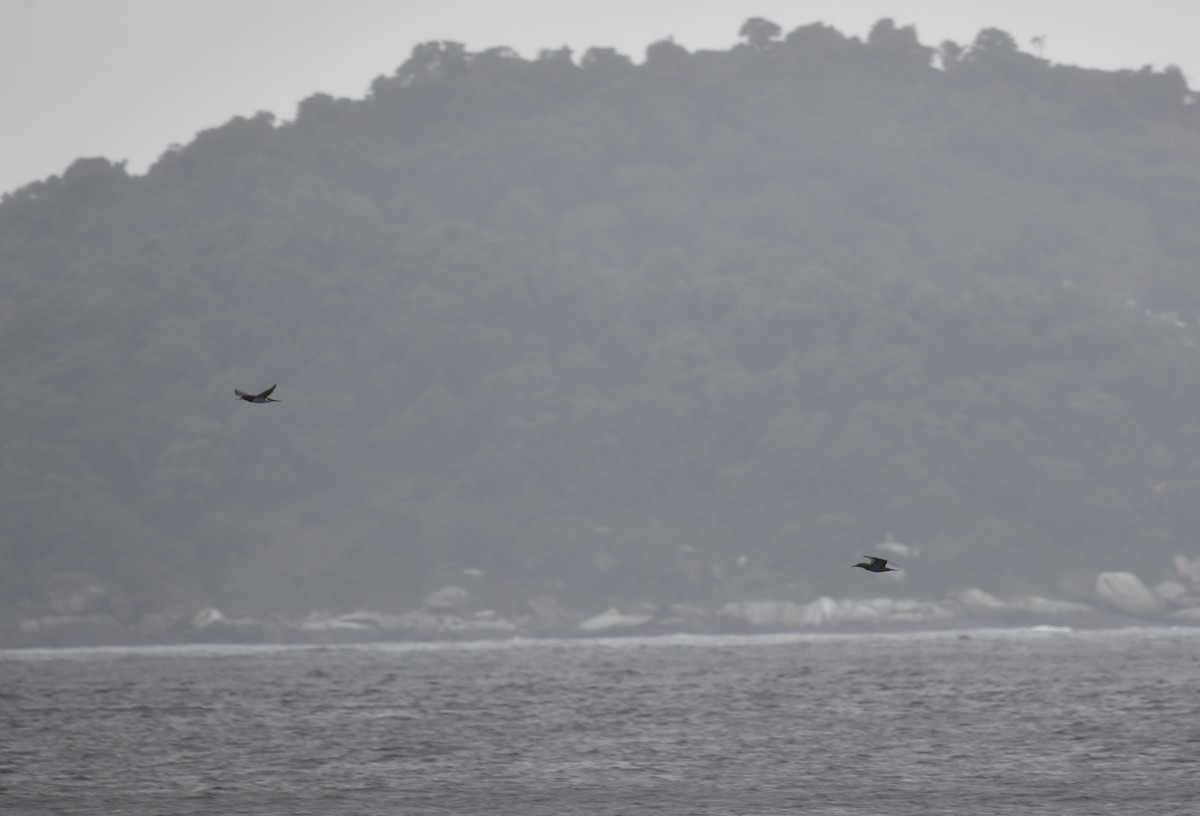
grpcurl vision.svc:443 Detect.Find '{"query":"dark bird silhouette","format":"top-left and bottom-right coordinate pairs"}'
top-left (235, 384), bottom-right (280, 404)
top-left (854, 555), bottom-right (898, 573)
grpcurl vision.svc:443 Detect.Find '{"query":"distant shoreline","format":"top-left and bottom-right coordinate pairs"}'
top-left (4, 623), bottom-right (1199, 656)
top-left (3, 608), bottom-right (1194, 652)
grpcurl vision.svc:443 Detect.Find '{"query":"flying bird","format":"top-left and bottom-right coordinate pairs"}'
top-left (854, 555), bottom-right (898, 573)
top-left (235, 384), bottom-right (281, 404)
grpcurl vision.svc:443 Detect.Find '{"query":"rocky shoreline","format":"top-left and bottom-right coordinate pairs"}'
top-left (5, 562), bottom-right (1200, 649)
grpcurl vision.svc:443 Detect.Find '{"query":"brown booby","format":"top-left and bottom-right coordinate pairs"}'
top-left (235, 384), bottom-right (281, 404)
top-left (854, 555), bottom-right (898, 573)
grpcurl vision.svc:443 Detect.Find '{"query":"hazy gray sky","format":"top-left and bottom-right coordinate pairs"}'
top-left (4, 0), bottom-right (1200, 195)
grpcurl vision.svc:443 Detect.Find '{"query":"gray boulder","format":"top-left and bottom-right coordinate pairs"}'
top-left (951, 588), bottom-right (1008, 615)
top-left (718, 596), bottom-right (953, 629)
top-left (1153, 580), bottom-right (1189, 606)
top-left (1095, 572), bottom-right (1162, 616)
top-left (1173, 555), bottom-right (1200, 586)
top-left (189, 607), bottom-right (266, 642)
top-left (525, 595), bottom-right (574, 632)
top-left (422, 585), bottom-right (472, 613)
top-left (657, 603), bottom-right (709, 631)
top-left (578, 605), bottom-right (656, 634)
top-left (443, 610), bottom-right (519, 638)
top-left (1166, 607), bottom-right (1200, 623)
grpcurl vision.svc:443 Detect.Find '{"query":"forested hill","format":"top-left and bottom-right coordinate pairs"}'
top-left (5, 19), bottom-right (1200, 618)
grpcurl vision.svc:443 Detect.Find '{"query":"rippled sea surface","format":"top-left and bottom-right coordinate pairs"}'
top-left (3, 628), bottom-right (1200, 815)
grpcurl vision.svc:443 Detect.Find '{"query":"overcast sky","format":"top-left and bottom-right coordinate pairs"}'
top-left (4, 0), bottom-right (1200, 196)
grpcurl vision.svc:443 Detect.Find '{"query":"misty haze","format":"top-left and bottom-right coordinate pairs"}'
top-left (7, 16), bottom-right (1200, 814)
top-left (5, 18), bottom-right (1200, 647)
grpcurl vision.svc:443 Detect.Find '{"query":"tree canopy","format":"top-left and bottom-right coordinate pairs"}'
top-left (4, 20), bottom-right (1200, 616)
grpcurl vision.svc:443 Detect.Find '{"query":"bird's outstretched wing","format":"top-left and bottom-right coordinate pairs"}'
top-left (255, 384), bottom-right (277, 400)
top-left (235, 388), bottom-right (251, 398)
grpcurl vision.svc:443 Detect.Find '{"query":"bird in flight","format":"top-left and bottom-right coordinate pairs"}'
top-left (854, 555), bottom-right (898, 573)
top-left (235, 384), bottom-right (281, 404)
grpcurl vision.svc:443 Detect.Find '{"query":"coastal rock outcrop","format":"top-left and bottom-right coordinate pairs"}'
top-left (577, 605), bottom-right (656, 634)
top-left (717, 596), bottom-right (955, 629)
top-left (292, 608), bottom-right (519, 641)
top-left (524, 595), bottom-right (575, 633)
top-left (190, 607), bottom-right (269, 642)
top-left (951, 587), bottom-right (1009, 614)
top-left (12, 562), bottom-right (1200, 649)
top-left (947, 588), bottom-right (1098, 622)
top-left (441, 610), bottom-right (519, 637)
top-left (1095, 572), bottom-right (1162, 616)
top-left (422, 586), bottom-right (472, 613)
top-left (1153, 580), bottom-right (1189, 605)
top-left (1172, 554), bottom-right (1200, 586)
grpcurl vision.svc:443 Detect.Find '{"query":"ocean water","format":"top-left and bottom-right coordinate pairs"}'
top-left (2, 628), bottom-right (1199, 815)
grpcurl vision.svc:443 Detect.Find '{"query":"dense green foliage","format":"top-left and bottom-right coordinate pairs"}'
top-left (5, 20), bottom-right (1200, 615)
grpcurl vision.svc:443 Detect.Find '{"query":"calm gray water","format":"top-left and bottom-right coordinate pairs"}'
top-left (2, 628), bottom-right (1199, 815)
